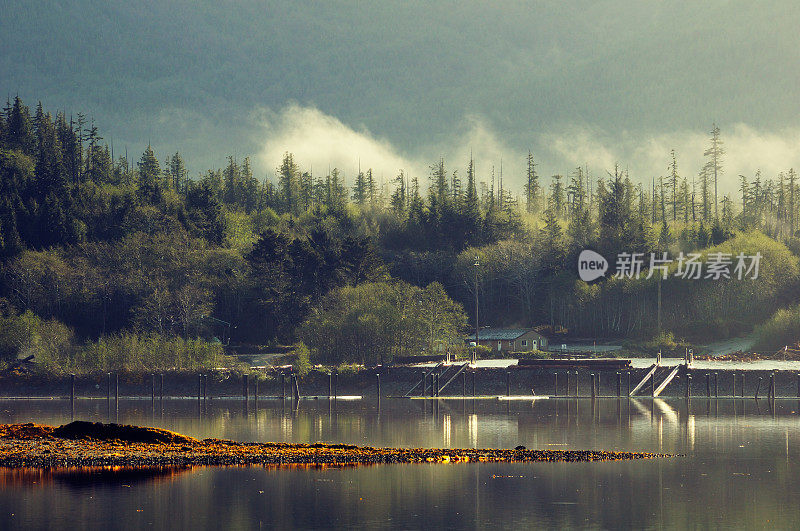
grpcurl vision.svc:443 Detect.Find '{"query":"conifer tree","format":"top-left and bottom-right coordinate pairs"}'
top-left (721, 195), bottom-right (735, 232)
top-left (668, 150), bottom-right (679, 221)
top-left (6, 96), bottom-right (36, 156)
top-left (325, 168), bottom-right (347, 213)
top-left (33, 110), bottom-right (67, 198)
top-left (278, 152), bottom-right (301, 215)
top-left (0, 99), bottom-right (7, 145)
top-left (790, 168), bottom-right (797, 236)
top-left (450, 169), bottom-right (462, 212)
top-left (550, 174), bottom-right (565, 216)
top-left (703, 123), bottom-right (724, 219)
top-left (679, 177), bottom-right (691, 224)
top-left (567, 167), bottom-right (586, 218)
top-left (169, 152), bottom-right (188, 192)
top-left (430, 158), bottom-right (449, 207)
top-left (524, 150), bottom-right (541, 213)
top-left (0, 197), bottom-right (22, 257)
top-left (366, 169), bottom-right (377, 205)
top-left (408, 174), bottom-right (425, 225)
top-left (137, 145), bottom-right (162, 202)
top-left (390, 170), bottom-right (407, 215)
top-left (352, 170), bottom-right (367, 205)
top-left (463, 158), bottom-right (481, 239)
top-left (223, 156), bottom-right (240, 206)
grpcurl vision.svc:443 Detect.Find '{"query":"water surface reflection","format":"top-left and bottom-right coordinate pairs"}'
top-left (0, 397), bottom-right (798, 528)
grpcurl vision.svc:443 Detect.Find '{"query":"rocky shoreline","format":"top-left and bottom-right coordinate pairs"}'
top-left (0, 422), bottom-right (673, 469)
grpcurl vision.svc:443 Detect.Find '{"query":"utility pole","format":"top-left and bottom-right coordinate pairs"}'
top-left (657, 275), bottom-right (662, 334)
top-left (474, 256), bottom-right (479, 364)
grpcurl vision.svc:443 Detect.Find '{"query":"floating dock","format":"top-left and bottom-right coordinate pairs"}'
top-left (517, 358), bottom-right (631, 370)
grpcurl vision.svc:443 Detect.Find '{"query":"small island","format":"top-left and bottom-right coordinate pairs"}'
top-left (0, 421), bottom-right (671, 469)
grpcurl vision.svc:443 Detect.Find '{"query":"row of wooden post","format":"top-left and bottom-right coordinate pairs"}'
top-left (411, 370), bottom-right (800, 400)
top-left (67, 372), bottom-right (306, 402)
top-left (65, 369), bottom-right (800, 402)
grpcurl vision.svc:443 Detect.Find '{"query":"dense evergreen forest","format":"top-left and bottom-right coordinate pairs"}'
top-left (1, 97), bottom-right (799, 370)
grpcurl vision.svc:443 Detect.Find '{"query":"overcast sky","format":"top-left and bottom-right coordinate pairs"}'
top-left (3, 1), bottom-right (800, 194)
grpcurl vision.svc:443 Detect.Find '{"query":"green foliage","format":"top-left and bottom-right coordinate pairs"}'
top-left (0, 306), bottom-right (225, 373)
top-left (289, 343), bottom-right (312, 377)
top-left (299, 281), bottom-right (467, 365)
top-left (0, 310), bottom-right (73, 365)
top-left (222, 210), bottom-right (259, 250)
top-left (753, 305), bottom-right (800, 352)
top-left (639, 331), bottom-right (689, 354)
top-left (45, 333), bottom-right (223, 374)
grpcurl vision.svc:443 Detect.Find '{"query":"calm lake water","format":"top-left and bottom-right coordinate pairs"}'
top-left (1, 397), bottom-right (799, 529)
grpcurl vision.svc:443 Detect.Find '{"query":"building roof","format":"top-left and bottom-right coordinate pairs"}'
top-left (475, 328), bottom-right (534, 340)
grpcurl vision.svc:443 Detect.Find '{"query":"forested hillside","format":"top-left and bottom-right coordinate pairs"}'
top-left (1, 97), bottom-right (799, 369)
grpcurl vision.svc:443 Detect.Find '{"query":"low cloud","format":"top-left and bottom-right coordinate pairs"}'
top-left (542, 124), bottom-right (800, 195)
top-left (254, 105), bottom-right (800, 197)
top-left (254, 105), bottom-right (524, 191)
top-left (255, 104), bottom-right (418, 185)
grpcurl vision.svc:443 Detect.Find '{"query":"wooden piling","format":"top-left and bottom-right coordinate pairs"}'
top-left (755, 377), bottom-right (762, 400)
top-left (160, 374), bottom-right (164, 401)
top-left (554, 373), bottom-right (558, 397)
top-left (115, 374), bottom-right (119, 404)
top-left (651, 372), bottom-right (655, 397)
top-left (376, 373), bottom-right (381, 398)
top-left (471, 372), bottom-right (476, 397)
top-left (706, 374), bottom-right (711, 397)
top-left (462, 371), bottom-right (466, 396)
top-left (293, 375), bottom-right (300, 401)
top-left (254, 378), bottom-right (259, 404)
top-left (732, 372), bottom-right (736, 398)
top-left (686, 374), bottom-right (692, 398)
top-left (70, 374), bottom-right (75, 403)
top-left (714, 372), bottom-right (718, 398)
top-left (281, 374), bottom-right (285, 400)
top-left (198, 374), bottom-right (203, 401)
top-left (151, 374), bottom-right (155, 402)
top-left (590, 373), bottom-right (595, 399)
top-left (107, 373), bottom-right (111, 402)
top-left (506, 372), bottom-right (511, 397)
top-left (616, 372), bottom-right (621, 397)
top-left (797, 374), bottom-right (800, 398)
top-left (769, 373), bottom-right (775, 400)
top-left (243, 374), bottom-right (249, 401)
top-left (741, 374), bottom-right (745, 397)
top-left (329, 372), bottom-right (333, 398)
